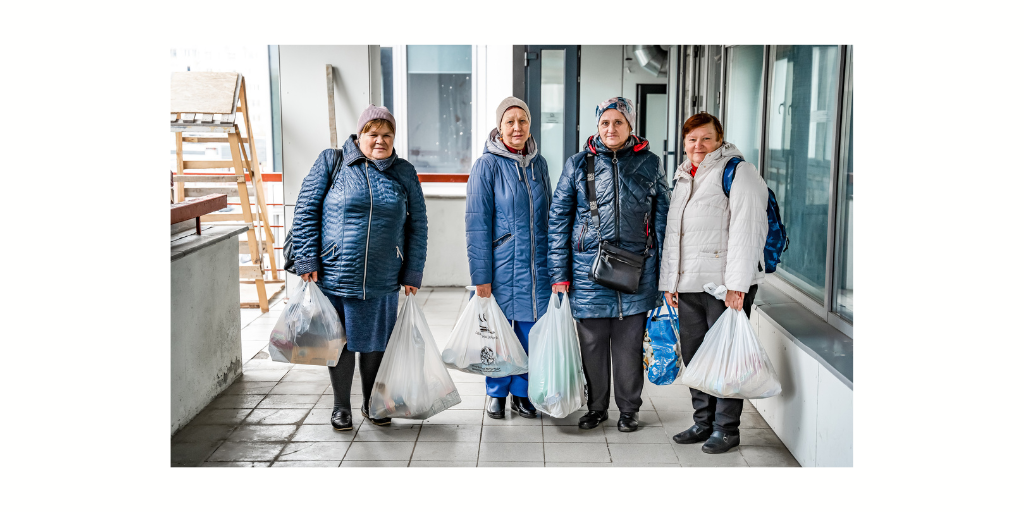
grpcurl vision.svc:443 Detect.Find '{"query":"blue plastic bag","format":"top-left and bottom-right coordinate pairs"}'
top-left (643, 304), bottom-right (681, 385)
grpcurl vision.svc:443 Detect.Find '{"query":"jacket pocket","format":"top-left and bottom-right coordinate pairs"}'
top-left (320, 243), bottom-right (337, 259)
top-left (492, 233), bottom-right (512, 248)
top-left (396, 246), bottom-right (404, 261)
top-left (576, 220), bottom-right (589, 253)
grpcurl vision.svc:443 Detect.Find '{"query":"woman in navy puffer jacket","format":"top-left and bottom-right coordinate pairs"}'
top-left (465, 97), bottom-right (550, 420)
top-left (548, 97), bottom-right (669, 433)
top-left (291, 105), bottom-right (427, 432)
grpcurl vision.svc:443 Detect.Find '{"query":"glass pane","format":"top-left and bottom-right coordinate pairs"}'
top-left (724, 45), bottom-right (764, 166)
top-left (540, 49), bottom-right (565, 185)
top-left (834, 48), bottom-right (853, 322)
top-left (706, 45), bottom-right (723, 117)
top-left (764, 45), bottom-right (840, 302)
top-left (645, 93), bottom-right (668, 171)
top-left (407, 45), bottom-right (472, 173)
top-left (380, 47), bottom-right (393, 113)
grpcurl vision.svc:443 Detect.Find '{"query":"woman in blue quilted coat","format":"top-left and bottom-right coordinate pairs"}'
top-left (290, 105), bottom-right (428, 432)
top-left (548, 97), bottom-right (669, 433)
top-left (465, 97), bottom-right (551, 420)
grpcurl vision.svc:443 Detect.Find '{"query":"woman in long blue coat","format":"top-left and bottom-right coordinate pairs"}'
top-left (465, 97), bottom-right (551, 419)
top-left (291, 105), bottom-right (428, 431)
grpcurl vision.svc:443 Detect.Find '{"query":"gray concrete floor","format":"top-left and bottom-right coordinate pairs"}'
top-left (172, 286), bottom-right (800, 467)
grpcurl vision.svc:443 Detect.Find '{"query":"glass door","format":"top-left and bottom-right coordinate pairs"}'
top-left (525, 45), bottom-right (579, 186)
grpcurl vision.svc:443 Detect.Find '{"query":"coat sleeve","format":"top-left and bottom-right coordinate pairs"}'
top-left (291, 149), bottom-right (336, 276)
top-left (652, 158), bottom-right (671, 282)
top-left (400, 171), bottom-right (428, 288)
top-left (465, 157), bottom-right (495, 286)
top-left (548, 156), bottom-right (578, 284)
top-left (724, 161), bottom-right (769, 291)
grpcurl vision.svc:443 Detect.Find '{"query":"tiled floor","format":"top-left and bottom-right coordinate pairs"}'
top-left (172, 286), bottom-right (800, 467)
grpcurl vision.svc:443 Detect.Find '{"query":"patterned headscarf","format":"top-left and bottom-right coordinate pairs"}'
top-left (595, 96), bottom-right (635, 132)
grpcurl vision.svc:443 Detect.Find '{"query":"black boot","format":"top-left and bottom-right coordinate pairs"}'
top-left (578, 410), bottom-right (608, 430)
top-left (331, 408), bottom-right (353, 431)
top-left (485, 396), bottom-right (506, 419)
top-left (617, 412), bottom-right (639, 432)
top-left (510, 396), bottom-right (537, 418)
top-left (702, 431), bottom-right (740, 454)
top-left (672, 424), bottom-right (713, 444)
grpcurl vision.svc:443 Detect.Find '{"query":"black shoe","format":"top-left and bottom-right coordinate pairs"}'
top-left (672, 424), bottom-right (713, 444)
top-left (485, 396), bottom-right (506, 419)
top-left (702, 431), bottom-right (740, 454)
top-left (510, 396), bottom-right (537, 418)
top-left (617, 412), bottom-right (639, 432)
top-left (361, 404), bottom-right (391, 427)
top-left (331, 409), bottom-right (353, 431)
top-left (578, 410), bottom-right (608, 430)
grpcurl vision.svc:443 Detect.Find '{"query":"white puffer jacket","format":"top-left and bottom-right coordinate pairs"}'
top-left (659, 142), bottom-right (769, 294)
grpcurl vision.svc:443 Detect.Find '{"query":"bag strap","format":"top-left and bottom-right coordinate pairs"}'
top-left (585, 153), bottom-right (601, 235)
top-left (721, 156), bottom-right (743, 198)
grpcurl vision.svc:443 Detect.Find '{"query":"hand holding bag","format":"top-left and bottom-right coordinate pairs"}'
top-left (528, 293), bottom-right (587, 418)
top-left (441, 295), bottom-right (529, 377)
top-left (677, 307), bottom-right (781, 399)
top-left (268, 280), bottom-right (345, 366)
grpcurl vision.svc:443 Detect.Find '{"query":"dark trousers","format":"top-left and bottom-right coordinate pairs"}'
top-left (676, 285), bottom-right (757, 435)
top-left (325, 303), bottom-right (385, 413)
top-left (576, 313), bottom-right (647, 413)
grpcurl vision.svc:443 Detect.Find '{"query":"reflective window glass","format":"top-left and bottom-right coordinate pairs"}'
top-left (834, 47), bottom-right (853, 322)
top-left (407, 45), bottom-right (472, 173)
top-left (764, 45), bottom-right (840, 302)
top-left (724, 45), bottom-right (764, 166)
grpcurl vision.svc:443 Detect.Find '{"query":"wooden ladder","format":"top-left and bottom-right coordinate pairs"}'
top-left (170, 72), bottom-right (278, 313)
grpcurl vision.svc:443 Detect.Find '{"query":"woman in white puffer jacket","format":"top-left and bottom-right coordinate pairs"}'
top-left (659, 112), bottom-right (768, 455)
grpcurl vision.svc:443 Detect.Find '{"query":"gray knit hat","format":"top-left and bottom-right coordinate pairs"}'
top-left (495, 96), bottom-right (530, 131)
top-left (356, 104), bottom-right (396, 135)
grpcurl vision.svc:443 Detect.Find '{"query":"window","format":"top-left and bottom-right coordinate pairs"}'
top-left (764, 45), bottom-right (841, 303)
top-left (724, 45), bottom-right (765, 167)
top-left (833, 46), bottom-right (853, 322)
top-left (406, 45), bottom-right (473, 174)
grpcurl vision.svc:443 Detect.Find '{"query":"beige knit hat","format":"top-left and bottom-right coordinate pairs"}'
top-left (495, 96), bottom-right (530, 131)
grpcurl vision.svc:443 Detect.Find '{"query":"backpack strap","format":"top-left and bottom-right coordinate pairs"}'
top-left (721, 156), bottom-right (743, 198)
top-left (585, 153), bottom-right (600, 233)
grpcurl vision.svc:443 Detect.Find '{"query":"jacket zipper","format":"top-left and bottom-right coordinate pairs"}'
top-left (524, 161), bottom-right (538, 321)
top-left (612, 153), bottom-right (623, 320)
top-left (673, 174), bottom-right (696, 292)
top-left (578, 220), bottom-right (588, 252)
top-left (362, 162), bottom-right (373, 299)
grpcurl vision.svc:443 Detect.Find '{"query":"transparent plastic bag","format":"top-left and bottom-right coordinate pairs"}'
top-left (369, 296), bottom-right (461, 420)
top-left (527, 293), bottom-right (586, 418)
top-left (441, 295), bottom-right (528, 377)
top-left (268, 280), bottom-right (345, 366)
top-left (678, 308), bottom-right (781, 399)
top-left (643, 304), bottom-right (682, 385)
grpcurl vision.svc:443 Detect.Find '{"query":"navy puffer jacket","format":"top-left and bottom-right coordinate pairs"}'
top-left (291, 135), bottom-right (428, 299)
top-left (548, 135), bottom-right (670, 319)
top-left (465, 129), bottom-right (552, 322)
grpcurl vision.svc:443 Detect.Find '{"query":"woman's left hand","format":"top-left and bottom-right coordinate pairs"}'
top-left (724, 290), bottom-right (745, 311)
top-left (404, 285), bottom-right (418, 296)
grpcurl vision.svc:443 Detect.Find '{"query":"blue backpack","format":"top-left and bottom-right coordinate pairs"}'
top-left (722, 157), bottom-right (789, 273)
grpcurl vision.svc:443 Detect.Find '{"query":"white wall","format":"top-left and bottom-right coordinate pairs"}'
top-left (279, 45), bottom-right (371, 206)
top-left (750, 308), bottom-right (854, 467)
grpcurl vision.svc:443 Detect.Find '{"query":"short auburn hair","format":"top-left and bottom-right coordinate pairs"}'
top-left (360, 118), bottom-right (395, 135)
top-left (682, 112), bottom-right (723, 141)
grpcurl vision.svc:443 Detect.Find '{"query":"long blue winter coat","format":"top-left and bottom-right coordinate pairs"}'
top-left (291, 135), bottom-right (428, 299)
top-left (465, 129), bottom-right (552, 322)
top-left (548, 134), bottom-right (670, 319)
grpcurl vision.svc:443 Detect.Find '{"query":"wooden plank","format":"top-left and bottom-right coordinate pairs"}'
top-left (175, 132), bottom-right (185, 203)
top-left (326, 65), bottom-right (337, 149)
top-left (239, 265), bottom-right (264, 280)
top-left (200, 213), bottom-right (245, 222)
top-left (172, 175), bottom-right (244, 183)
top-left (182, 160), bottom-right (236, 169)
top-left (182, 137), bottom-right (248, 143)
top-left (184, 186), bottom-right (253, 199)
top-left (170, 194), bottom-right (228, 224)
top-left (180, 113), bottom-right (196, 122)
top-left (170, 123), bottom-right (235, 133)
top-left (170, 72), bottom-right (240, 114)
top-left (239, 240), bottom-right (267, 253)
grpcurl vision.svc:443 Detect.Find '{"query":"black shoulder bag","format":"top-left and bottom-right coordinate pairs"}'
top-left (585, 153), bottom-right (647, 294)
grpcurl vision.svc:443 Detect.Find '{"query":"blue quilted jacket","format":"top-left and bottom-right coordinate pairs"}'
top-left (548, 134), bottom-right (670, 319)
top-left (465, 129), bottom-right (552, 322)
top-left (291, 135), bottom-right (428, 299)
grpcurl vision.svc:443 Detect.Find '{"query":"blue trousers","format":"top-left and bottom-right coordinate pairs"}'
top-left (485, 320), bottom-right (534, 398)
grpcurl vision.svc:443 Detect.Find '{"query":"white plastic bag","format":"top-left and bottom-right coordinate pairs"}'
top-left (528, 293), bottom-right (586, 418)
top-left (369, 296), bottom-right (461, 420)
top-left (678, 308), bottom-right (781, 399)
top-left (441, 295), bottom-right (528, 377)
top-left (268, 280), bottom-right (345, 366)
